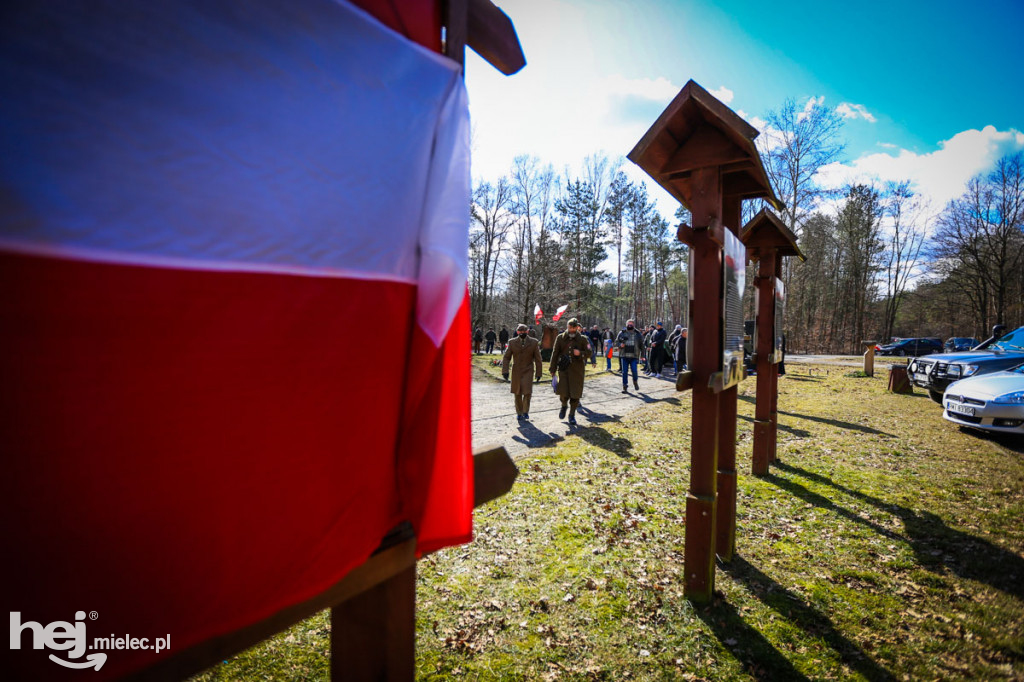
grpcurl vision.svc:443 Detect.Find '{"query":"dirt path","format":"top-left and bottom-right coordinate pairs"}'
top-left (471, 369), bottom-right (683, 459)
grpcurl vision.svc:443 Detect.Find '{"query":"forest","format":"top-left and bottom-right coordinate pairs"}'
top-left (468, 98), bottom-right (1024, 354)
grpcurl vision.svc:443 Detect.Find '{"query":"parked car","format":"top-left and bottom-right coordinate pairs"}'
top-left (944, 337), bottom-right (979, 352)
top-left (876, 337), bottom-right (943, 357)
top-left (909, 325), bottom-right (1024, 402)
top-left (943, 362), bottom-right (1024, 434)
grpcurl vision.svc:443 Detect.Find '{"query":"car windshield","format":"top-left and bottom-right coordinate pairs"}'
top-left (993, 328), bottom-right (1024, 352)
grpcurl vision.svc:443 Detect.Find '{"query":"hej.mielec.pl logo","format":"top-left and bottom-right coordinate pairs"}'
top-left (11, 611), bottom-right (172, 671)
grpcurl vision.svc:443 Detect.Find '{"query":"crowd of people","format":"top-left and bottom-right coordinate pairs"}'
top-left (480, 318), bottom-right (690, 425)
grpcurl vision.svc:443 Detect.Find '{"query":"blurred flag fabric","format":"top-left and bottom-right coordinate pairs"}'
top-left (552, 304), bottom-right (570, 321)
top-left (0, 0), bottom-right (472, 678)
top-left (534, 303), bottom-right (543, 323)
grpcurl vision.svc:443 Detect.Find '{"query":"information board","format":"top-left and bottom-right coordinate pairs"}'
top-left (722, 229), bottom-right (746, 389)
top-left (772, 277), bottom-right (785, 364)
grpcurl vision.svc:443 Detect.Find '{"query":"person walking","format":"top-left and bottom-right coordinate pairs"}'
top-left (642, 325), bottom-right (654, 374)
top-left (616, 319), bottom-right (645, 393)
top-left (650, 321), bottom-right (668, 377)
top-left (668, 324), bottom-right (682, 373)
top-left (484, 327), bottom-right (497, 354)
top-left (472, 327), bottom-right (483, 355)
top-left (502, 323), bottom-right (543, 421)
top-left (588, 325), bottom-right (601, 367)
top-left (549, 318), bottom-right (591, 426)
top-left (498, 325), bottom-right (510, 352)
top-left (676, 327), bottom-right (688, 371)
top-left (602, 327), bottom-right (614, 371)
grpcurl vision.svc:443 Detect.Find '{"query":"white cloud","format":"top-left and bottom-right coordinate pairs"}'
top-left (709, 86), bottom-right (734, 105)
top-left (602, 74), bottom-right (681, 103)
top-left (835, 102), bottom-right (877, 123)
top-left (798, 95), bottom-right (826, 122)
top-left (814, 125), bottom-right (1024, 219)
top-left (878, 142), bottom-right (898, 149)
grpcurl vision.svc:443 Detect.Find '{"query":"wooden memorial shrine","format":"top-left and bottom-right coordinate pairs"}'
top-left (628, 80), bottom-right (782, 603)
top-left (739, 208), bottom-right (805, 476)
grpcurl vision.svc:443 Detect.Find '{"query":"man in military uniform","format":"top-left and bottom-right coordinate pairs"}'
top-left (502, 323), bottom-right (543, 421)
top-left (549, 318), bottom-right (591, 426)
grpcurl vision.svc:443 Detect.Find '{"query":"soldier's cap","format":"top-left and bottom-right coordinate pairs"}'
top-left (516, 323), bottom-right (528, 332)
top-left (566, 318), bottom-right (580, 327)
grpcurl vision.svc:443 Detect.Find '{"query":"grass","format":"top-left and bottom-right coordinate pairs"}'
top-left (193, 364), bottom-right (1024, 681)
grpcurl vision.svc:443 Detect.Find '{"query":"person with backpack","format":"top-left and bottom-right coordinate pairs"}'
top-left (616, 319), bottom-right (645, 393)
top-left (549, 318), bottom-right (591, 426)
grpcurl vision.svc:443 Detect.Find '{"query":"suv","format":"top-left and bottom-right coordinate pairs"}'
top-left (876, 337), bottom-right (942, 356)
top-left (910, 325), bottom-right (1024, 402)
top-left (944, 337), bottom-right (978, 352)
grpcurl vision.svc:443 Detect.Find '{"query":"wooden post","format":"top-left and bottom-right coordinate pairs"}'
top-left (752, 250), bottom-right (777, 475)
top-left (863, 341), bottom-right (877, 377)
top-left (684, 166), bottom-right (723, 603)
top-left (767, 257), bottom-right (782, 464)
top-left (715, 197), bottom-right (741, 562)
top-left (331, 565), bottom-right (416, 681)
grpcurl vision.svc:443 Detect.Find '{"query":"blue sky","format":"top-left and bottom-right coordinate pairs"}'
top-left (465, 0), bottom-right (1024, 220)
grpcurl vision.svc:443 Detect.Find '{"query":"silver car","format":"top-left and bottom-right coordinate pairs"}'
top-left (943, 363), bottom-right (1024, 434)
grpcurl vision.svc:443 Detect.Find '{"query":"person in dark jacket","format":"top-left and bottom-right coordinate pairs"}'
top-left (484, 327), bottom-right (497, 354)
top-left (650, 321), bottom-right (668, 377)
top-left (587, 325), bottom-right (601, 366)
top-left (498, 325), bottom-right (510, 352)
top-left (472, 327), bottom-right (483, 355)
top-left (550, 318), bottom-right (591, 426)
top-left (615, 319), bottom-right (645, 393)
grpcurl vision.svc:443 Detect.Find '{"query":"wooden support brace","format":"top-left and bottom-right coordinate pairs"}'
top-left (675, 370), bottom-right (694, 392)
top-left (684, 493), bottom-right (717, 603)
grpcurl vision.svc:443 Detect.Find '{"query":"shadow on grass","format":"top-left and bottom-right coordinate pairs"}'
top-left (573, 423), bottom-right (634, 460)
top-left (736, 395), bottom-right (893, 436)
top-left (761, 473), bottom-right (904, 543)
top-left (960, 427), bottom-right (1024, 455)
top-left (696, 596), bottom-right (810, 681)
top-left (738, 413), bottom-right (812, 439)
top-left (774, 461), bottom-right (1024, 602)
top-left (782, 375), bottom-right (825, 383)
top-left (722, 557), bottom-right (898, 682)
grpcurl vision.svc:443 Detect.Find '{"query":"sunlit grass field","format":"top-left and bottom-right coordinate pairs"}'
top-left (194, 364), bottom-right (1024, 681)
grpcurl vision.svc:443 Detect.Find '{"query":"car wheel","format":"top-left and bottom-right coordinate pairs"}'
top-left (929, 390), bottom-right (943, 404)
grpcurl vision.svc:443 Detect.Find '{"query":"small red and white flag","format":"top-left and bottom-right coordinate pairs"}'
top-left (552, 304), bottom-right (570, 321)
top-left (534, 303), bottom-right (543, 324)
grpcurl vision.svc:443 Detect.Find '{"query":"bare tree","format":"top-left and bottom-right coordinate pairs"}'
top-left (931, 152), bottom-right (1024, 329)
top-left (879, 181), bottom-right (926, 342)
top-left (470, 177), bottom-right (513, 326)
top-left (759, 97), bottom-right (846, 235)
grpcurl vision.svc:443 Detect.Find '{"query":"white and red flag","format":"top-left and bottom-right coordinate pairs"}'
top-left (552, 304), bottom-right (570, 321)
top-left (534, 303), bottom-right (544, 324)
top-left (1, 2), bottom-right (471, 679)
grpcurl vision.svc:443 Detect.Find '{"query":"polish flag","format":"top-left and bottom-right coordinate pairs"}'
top-left (1, 2), bottom-right (471, 679)
top-left (552, 304), bottom-right (570, 321)
top-left (534, 304), bottom-right (544, 324)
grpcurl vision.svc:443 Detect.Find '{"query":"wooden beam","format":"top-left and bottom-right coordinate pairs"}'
top-left (123, 533), bottom-right (418, 682)
top-left (473, 445), bottom-right (519, 507)
top-left (332, 565), bottom-right (416, 681)
top-left (443, 0), bottom-right (468, 68)
top-left (467, 0), bottom-right (526, 75)
top-left (660, 125), bottom-right (748, 177)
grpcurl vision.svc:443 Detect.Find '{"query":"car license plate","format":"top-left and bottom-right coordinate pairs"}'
top-left (914, 373), bottom-right (928, 382)
top-left (946, 402), bottom-right (975, 416)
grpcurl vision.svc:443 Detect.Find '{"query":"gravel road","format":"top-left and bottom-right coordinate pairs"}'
top-left (471, 369), bottom-right (683, 459)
